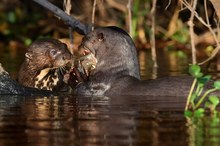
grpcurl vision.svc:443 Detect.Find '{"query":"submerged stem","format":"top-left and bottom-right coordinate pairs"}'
top-left (185, 79), bottom-right (197, 111)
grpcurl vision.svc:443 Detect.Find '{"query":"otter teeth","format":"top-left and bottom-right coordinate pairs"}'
top-left (83, 46), bottom-right (92, 55)
top-left (91, 65), bottom-right (96, 70)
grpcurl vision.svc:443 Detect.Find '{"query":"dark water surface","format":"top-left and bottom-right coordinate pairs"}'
top-left (1, 46), bottom-right (220, 146)
top-left (0, 95), bottom-right (187, 146)
top-left (0, 95), bottom-right (219, 146)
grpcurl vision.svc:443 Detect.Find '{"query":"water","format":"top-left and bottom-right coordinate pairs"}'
top-left (0, 45), bottom-right (220, 146)
top-left (0, 95), bottom-right (188, 146)
top-left (1, 95), bottom-right (219, 146)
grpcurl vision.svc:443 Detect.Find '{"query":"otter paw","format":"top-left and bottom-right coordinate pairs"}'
top-left (64, 67), bottom-right (88, 89)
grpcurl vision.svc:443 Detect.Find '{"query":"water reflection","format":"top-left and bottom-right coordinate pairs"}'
top-left (138, 49), bottom-right (189, 80)
top-left (187, 116), bottom-right (220, 146)
top-left (0, 43), bottom-right (25, 78)
top-left (0, 94), bottom-right (219, 145)
top-left (0, 95), bottom-right (189, 146)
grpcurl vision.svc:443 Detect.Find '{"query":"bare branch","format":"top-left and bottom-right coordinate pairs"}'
top-left (32, 0), bottom-right (91, 35)
top-left (204, 0), bottom-right (210, 25)
top-left (209, 0), bottom-right (220, 20)
top-left (127, 0), bottom-right (132, 37)
top-left (63, 0), bottom-right (74, 54)
top-left (199, 46), bottom-right (220, 65)
top-left (150, 0), bottom-right (158, 68)
top-left (63, 0), bottom-right (71, 14)
top-left (165, 0), bottom-right (172, 10)
top-left (92, 0), bottom-right (97, 31)
top-left (188, 0), bottom-right (198, 64)
top-left (180, 0), bottom-right (220, 65)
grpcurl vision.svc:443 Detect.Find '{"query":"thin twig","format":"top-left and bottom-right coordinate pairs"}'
top-left (165, 0), bottom-right (172, 10)
top-left (204, 0), bottom-right (210, 25)
top-left (210, 0), bottom-right (220, 20)
top-left (188, 0), bottom-right (198, 64)
top-left (64, 0), bottom-right (74, 54)
top-left (92, 0), bottom-right (97, 31)
top-left (214, 15), bottom-right (220, 41)
top-left (180, 0), bottom-right (220, 65)
top-left (217, 19), bottom-right (220, 41)
top-left (150, 0), bottom-right (158, 68)
top-left (63, 0), bottom-right (71, 15)
top-left (199, 46), bottom-right (220, 65)
top-left (127, 0), bottom-right (133, 37)
top-left (197, 0), bottom-right (220, 65)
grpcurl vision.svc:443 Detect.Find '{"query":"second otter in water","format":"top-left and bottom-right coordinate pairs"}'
top-left (18, 39), bottom-right (73, 91)
top-left (74, 26), bottom-right (194, 96)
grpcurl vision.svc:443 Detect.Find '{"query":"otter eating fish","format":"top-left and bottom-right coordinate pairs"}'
top-left (73, 26), bottom-right (193, 96)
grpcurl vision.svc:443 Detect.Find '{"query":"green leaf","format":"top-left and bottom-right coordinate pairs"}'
top-left (171, 24), bottom-right (189, 43)
top-left (24, 38), bottom-right (32, 46)
top-left (196, 73), bottom-right (203, 78)
top-left (209, 95), bottom-right (220, 106)
top-left (190, 93), bottom-right (197, 102)
top-left (189, 64), bottom-right (200, 75)
top-left (214, 81), bottom-right (220, 90)
top-left (194, 108), bottom-right (204, 118)
top-left (7, 11), bottom-right (17, 23)
top-left (197, 75), bottom-right (211, 84)
top-left (184, 110), bottom-right (193, 117)
top-left (205, 102), bottom-right (215, 112)
top-left (205, 101), bottom-right (211, 108)
top-left (189, 65), bottom-right (203, 78)
top-left (176, 51), bottom-right (187, 59)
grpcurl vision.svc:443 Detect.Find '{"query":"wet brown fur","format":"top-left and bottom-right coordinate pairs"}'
top-left (18, 38), bottom-right (72, 91)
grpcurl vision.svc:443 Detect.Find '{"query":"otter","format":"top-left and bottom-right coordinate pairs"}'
top-left (73, 26), bottom-right (193, 96)
top-left (0, 63), bottom-right (53, 95)
top-left (18, 38), bottom-right (73, 92)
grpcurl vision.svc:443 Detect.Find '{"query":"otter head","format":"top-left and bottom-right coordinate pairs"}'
top-left (25, 39), bottom-right (72, 70)
top-left (18, 38), bottom-right (73, 91)
top-left (78, 26), bottom-right (140, 80)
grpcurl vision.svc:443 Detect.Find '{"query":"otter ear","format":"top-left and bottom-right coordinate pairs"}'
top-left (25, 52), bottom-right (32, 61)
top-left (97, 33), bottom-right (104, 41)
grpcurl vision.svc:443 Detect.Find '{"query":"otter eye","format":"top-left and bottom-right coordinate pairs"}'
top-left (97, 33), bottom-right (104, 41)
top-left (49, 49), bottom-right (57, 57)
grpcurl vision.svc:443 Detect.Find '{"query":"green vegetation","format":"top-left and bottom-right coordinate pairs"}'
top-left (0, 8), bottom-right (42, 45)
top-left (170, 22), bottom-right (189, 44)
top-left (185, 64), bottom-right (220, 118)
top-left (131, 0), bottom-right (150, 39)
top-left (186, 114), bottom-right (220, 145)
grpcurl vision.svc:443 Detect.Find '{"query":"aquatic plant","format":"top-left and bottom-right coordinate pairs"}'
top-left (185, 64), bottom-right (220, 117)
top-left (186, 112), bottom-right (220, 145)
